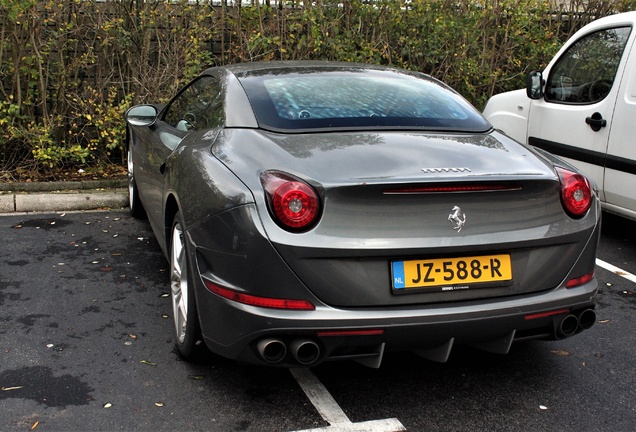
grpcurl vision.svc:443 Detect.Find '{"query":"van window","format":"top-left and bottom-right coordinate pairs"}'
top-left (545, 26), bottom-right (631, 104)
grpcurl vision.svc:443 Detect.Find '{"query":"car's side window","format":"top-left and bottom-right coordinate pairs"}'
top-left (545, 26), bottom-right (631, 104)
top-left (162, 75), bottom-right (224, 131)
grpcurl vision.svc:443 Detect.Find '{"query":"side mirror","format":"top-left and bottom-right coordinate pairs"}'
top-left (526, 71), bottom-right (544, 100)
top-left (126, 105), bottom-right (158, 127)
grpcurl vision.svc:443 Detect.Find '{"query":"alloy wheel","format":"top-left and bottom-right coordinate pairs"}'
top-left (127, 148), bottom-right (135, 210)
top-left (170, 221), bottom-right (188, 344)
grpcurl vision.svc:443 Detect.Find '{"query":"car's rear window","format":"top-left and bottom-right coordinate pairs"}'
top-left (237, 68), bottom-right (490, 132)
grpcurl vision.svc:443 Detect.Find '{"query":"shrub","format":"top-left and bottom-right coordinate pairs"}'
top-left (1, 0), bottom-right (633, 179)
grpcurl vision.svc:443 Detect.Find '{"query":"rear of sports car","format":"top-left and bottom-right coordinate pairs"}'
top-left (184, 133), bottom-right (599, 368)
top-left (180, 64), bottom-right (600, 367)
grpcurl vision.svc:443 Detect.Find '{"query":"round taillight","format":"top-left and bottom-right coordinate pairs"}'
top-left (557, 167), bottom-right (592, 218)
top-left (261, 171), bottom-right (321, 231)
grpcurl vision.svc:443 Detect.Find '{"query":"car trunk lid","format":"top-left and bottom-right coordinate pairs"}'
top-left (213, 129), bottom-right (598, 307)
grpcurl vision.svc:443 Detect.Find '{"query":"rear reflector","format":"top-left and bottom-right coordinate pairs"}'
top-left (525, 309), bottom-right (570, 321)
top-left (566, 271), bottom-right (595, 288)
top-left (203, 279), bottom-right (315, 310)
top-left (317, 329), bottom-right (384, 337)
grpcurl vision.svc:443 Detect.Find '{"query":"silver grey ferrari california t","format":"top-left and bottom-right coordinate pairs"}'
top-left (125, 61), bottom-right (600, 368)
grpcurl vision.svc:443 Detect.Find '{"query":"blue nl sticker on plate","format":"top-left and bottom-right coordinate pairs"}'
top-left (392, 261), bottom-right (406, 289)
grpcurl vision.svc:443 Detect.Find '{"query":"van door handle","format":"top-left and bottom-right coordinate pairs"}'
top-left (585, 112), bottom-right (607, 132)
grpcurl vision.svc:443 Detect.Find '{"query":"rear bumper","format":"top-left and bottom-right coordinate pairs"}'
top-left (187, 203), bottom-right (600, 367)
top-left (196, 275), bottom-right (598, 367)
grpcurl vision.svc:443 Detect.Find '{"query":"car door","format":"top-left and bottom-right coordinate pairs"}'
top-left (604, 39), bottom-right (636, 219)
top-left (139, 75), bottom-right (224, 228)
top-left (526, 26), bottom-right (632, 205)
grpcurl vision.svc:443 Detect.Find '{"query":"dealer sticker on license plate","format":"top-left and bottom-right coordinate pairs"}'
top-left (392, 254), bottom-right (512, 291)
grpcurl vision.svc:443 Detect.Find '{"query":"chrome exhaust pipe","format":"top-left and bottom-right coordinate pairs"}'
top-left (578, 309), bottom-right (596, 330)
top-left (256, 338), bottom-right (287, 364)
top-left (290, 339), bottom-right (320, 366)
top-left (558, 314), bottom-right (579, 338)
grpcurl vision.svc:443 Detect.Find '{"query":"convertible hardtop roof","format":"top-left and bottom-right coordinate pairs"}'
top-left (202, 60), bottom-right (418, 78)
top-left (201, 60), bottom-right (491, 133)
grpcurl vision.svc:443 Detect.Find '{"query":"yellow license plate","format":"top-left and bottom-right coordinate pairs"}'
top-left (392, 254), bottom-right (512, 290)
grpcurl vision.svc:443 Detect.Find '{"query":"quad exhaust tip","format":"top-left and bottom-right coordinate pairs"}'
top-left (256, 338), bottom-right (321, 366)
top-left (557, 308), bottom-right (596, 338)
top-left (290, 339), bottom-right (321, 365)
top-left (558, 314), bottom-right (580, 337)
top-left (256, 338), bottom-right (287, 364)
top-left (578, 308), bottom-right (596, 330)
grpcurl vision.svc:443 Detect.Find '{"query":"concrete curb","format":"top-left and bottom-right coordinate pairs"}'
top-left (0, 179), bottom-right (128, 213)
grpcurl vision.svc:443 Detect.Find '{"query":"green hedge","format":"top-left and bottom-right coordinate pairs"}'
top-left (1, 0), bottom-right (634, 179)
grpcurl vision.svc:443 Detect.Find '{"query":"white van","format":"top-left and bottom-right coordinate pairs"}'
top-left (483, 12), bottom-right (636, 220)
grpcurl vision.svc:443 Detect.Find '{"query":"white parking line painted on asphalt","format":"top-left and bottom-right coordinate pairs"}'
top-left (596, 259), bottom-right (636, 284)
top-left (290, 368), bottom-right (407, 432)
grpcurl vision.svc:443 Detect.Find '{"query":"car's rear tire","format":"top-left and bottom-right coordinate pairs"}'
top-left (170, 212), bottom-right (203, 360)
top-left (128, 146), bottom-right (146, 219)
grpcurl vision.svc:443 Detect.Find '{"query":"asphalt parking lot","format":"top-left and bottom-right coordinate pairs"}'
top-left (1, 209), bottom-right (635, 431)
